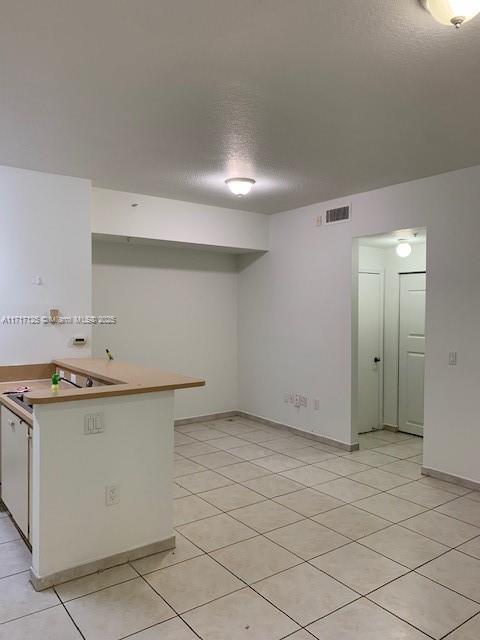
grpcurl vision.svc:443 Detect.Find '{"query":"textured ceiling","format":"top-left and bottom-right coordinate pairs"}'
top-left (359, 228), bottom-right (426, 248)
top-left (0, 1), bottom-right (479, 214)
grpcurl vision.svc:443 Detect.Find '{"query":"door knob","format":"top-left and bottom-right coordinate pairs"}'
top-left (374, 357), bottom-right (381, 363)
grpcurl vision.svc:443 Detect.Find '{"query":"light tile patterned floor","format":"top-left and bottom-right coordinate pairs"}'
top-left (1, 419), bottom-right (480, 639)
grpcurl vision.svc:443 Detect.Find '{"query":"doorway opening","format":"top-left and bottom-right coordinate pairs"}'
top-left (352, 228), bottom-right (427, 455)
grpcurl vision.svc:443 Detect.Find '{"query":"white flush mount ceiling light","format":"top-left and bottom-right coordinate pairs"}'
top-left (396, 240), bottom-right (413, 258)
top-left (422, 0), bottom-right (480, 28)
top-left (225, 177), bottom-right (256, 197)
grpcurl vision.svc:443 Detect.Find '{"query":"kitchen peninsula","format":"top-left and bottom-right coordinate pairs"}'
top-left (0, 358), bottom-right (204, 590)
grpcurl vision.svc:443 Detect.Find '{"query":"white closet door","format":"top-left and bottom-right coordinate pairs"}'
top-left (398, 272), bottom-right (426, 436)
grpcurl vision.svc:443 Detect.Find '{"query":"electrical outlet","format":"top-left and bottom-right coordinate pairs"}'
top-left (105, 483), bottom-right (120, 506)
top-left (70, 373), bottom-right (77, 384)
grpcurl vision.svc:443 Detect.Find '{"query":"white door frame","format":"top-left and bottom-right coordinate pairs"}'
top-left (357, 267), bottom-right (385, 434)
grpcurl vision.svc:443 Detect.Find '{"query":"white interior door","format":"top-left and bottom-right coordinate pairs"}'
top-left (399, 272), bottom-right (426, 436)
top-left (358, 271), bottom-right (384, 433)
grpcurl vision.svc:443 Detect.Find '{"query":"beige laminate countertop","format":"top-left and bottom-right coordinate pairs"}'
top-left (21, 358), bottom-right (205, 405)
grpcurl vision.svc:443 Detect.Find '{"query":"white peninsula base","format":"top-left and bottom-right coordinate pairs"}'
top-left (30, 390), bottom-right (175, 590)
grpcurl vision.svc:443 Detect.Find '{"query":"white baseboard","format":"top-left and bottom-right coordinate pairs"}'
top-left (30, 535), bottom-right (176, 591)
top-left (175, 410), bottom-right (237, 426)
top-left (421, 466), bottom-right (480, 492)
top-left (236, 411), bottom-right (358, 452)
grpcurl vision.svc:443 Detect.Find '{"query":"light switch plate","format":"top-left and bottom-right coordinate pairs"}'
top-left (84, 413), bottom-right (105, 435)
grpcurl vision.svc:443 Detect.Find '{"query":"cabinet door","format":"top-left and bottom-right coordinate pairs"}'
top-left (1, 407), bottom-right (29, 537)
top-left (28, 426), bottom-right (32, 542)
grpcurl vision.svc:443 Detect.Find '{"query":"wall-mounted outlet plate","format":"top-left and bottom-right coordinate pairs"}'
top-left (105, 483), bottom-right (120, 506)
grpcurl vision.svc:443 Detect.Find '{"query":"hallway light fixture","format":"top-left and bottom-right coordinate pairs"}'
top-left (422, 0), bottom-right (480, 28)
top-left (225, 177), bottom-right (256, 197)
top-left (396, 240), bottom-right (412, 258)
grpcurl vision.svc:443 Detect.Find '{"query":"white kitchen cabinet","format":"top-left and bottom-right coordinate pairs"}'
top-left (1, 406), bottom-right (30, 539)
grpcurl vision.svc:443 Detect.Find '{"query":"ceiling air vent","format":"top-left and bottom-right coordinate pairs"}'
top-left (325, 205), bottom-right (351, 225)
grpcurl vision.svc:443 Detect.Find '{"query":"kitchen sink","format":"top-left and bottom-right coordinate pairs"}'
top-left (5, 392), bottom-right (33, 414)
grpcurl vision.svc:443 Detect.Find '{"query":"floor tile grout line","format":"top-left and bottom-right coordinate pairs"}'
top-left (412, 565), bottom-right (480, 606)
top-left (134, 538), bottom-right (307, 635)
top-left (118, 615), bottom-right (203, 640)
top-left (130, 563), bottom-right (200, 634)
top-left (306, 558), bottom-right (411, 598)
top-left (362, 594), bottom-right (438, 639)
top-left (437, 610), bottom-right (480, 639)
top-left (53, 574), bottom-right (143, 605)
top-left (453, 545), bottom-right (480, 561)
top-left (348, 493), bottom-right (480, 530)
top-left (395, 519), bottom-right (480, 548)
top-left (305, 535), bottom-right (480, 608)
top-left (54, 587), bottom-right (87, 640)
top-left (135, 533), bottom-right (306, 590)
top-left (0, 602), bottom-right (60, 628)
top-left (179, 554), bottom-right (306, 633)
top-left (0, 567), bottom-right (30, 584)
top-left (0, 566), bottom-right (34, 582)
top-left (356, 538), bottom-right (480, 609)
top-left (300, 583), bottom-right (437, 640)
top-left (353, 532), bottom-right (454, 572)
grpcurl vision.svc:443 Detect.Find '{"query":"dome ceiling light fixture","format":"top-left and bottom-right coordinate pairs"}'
top-left (422, 0), bottom-right (480, 28)
top-left (225, 177), bottom-right (256, 197)
top-left (396, 239), bottom-right (413, 258)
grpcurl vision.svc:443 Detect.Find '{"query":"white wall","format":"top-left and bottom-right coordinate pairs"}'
top-left (0, 166), bottom-right (92, 365)
top-left (358, 243), bottom-right (426, 427)
top-left (92, 187), bottom-right (269, 253)
top-left (92, 241), bottom-right (238, 419)
top-left (238, 166), bottom-right (480, 482)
